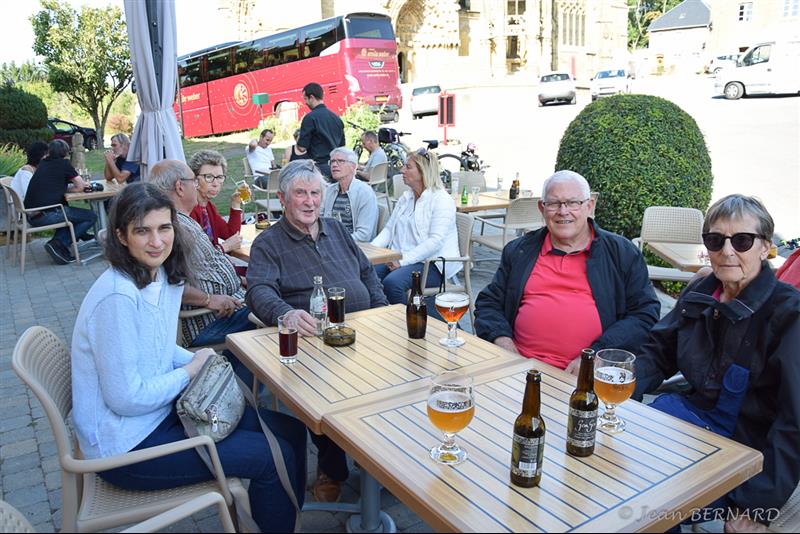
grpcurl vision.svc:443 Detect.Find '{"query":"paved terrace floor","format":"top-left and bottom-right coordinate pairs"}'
top-left (0, 233), bottom-right (675, 532)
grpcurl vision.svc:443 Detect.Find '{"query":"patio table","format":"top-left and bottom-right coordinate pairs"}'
top-left (647, 241), bottom-right (785, 272)
top-left (322, 359), bottom-right (763, 532)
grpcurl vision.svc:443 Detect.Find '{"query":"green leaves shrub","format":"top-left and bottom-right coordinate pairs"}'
top-left (555, 94), bottom-right (713, 238)
top-left (0, 84), bottom-right (48, 130)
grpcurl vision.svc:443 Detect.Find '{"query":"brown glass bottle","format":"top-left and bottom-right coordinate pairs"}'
top-left (509, 179), bottom-right (520, 200)
top-left (566, 349), bottom-right (599, 457)
top-left (510, 370), bottom-right (546, 487)
top-left (406, 271), bottom-right (427, 339)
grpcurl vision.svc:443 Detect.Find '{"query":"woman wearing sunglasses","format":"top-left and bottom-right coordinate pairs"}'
top-left (188, 149), bottom-right (247, 253)
top-left (370, 147), bottom-right (461, 303)
top-left (633, 194), bottom-right (800, 531)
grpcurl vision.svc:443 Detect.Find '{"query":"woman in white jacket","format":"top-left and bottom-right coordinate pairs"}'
top-left (371, 148), bottom-right (461, 303)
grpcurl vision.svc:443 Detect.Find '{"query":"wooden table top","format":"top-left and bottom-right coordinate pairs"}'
top-left (451, 192), bottom-right (511, 213)
top-left (229, 224), bottom-right (402, 265)
top-left (322, 359), bottom-right (763, 532)
top-left (225, 304), bottom-right (521, 434)
top-left (64, 179), bottom-right (125, 201)
top-left (647, 241), bottom-right (785, 272)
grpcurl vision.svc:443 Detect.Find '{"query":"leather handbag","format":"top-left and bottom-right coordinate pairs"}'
top-left (176, 353), bottom-right (245, 442)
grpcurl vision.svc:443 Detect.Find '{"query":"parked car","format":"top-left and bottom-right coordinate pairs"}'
top-left (590, 69), bottom-right (631, 101)
top-left (47, 118), bottom-right (98, 150)
top-left (705, 54), bottom-right (740, 75)
top-left (410, 84), bottom-right (441, 119)
top-left (714, 40), bottom-right (800, 100)
top-left (537, 71), bottom-right (576, 106)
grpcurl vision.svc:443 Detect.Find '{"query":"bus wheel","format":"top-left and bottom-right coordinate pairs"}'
top-left (724, 82), bottom-right (744, 100)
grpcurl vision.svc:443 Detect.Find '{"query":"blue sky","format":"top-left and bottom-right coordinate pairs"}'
top-left (0, 0), bottom-right (232, 65)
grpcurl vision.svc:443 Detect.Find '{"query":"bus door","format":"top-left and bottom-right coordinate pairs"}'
top-left (176, 57), bottom-right (212, 138)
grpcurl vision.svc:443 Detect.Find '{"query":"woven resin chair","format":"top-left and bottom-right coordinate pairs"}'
top-left (0, 179), bottom-right (81, 273)
top-left (1, 176), bottom-right (17, 259)
top-left (471, 197), bottom-right (544, 254)
top-left (248, 165), bottom-right (282, 221)
top-left (11, 326), bottom-right (251, 533)
top-left (368, 162), bottom-right (390, 213)
top-left (420, 212), bottom-right (476, 331)
top-left (0, 499), bottom-right (35, 533)
top-left (632, 206), bottom-right (704, 283)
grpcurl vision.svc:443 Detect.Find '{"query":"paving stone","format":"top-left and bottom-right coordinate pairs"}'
top-left (195, 514), bottom-right (225, 532)
top-left (31, 521), bottom-right (56, 533)
top-left (44, 470), bottom-right (60, 491)
top-left (0, 415), bottom-right (33, 433)
top-left (38, 440), bottom-right (57, 457)
top-left (3, 484), bottom-right (48, 509)
top-left (48, 488), bottom-right (61, 511)
top-left (0, 438), bottom-right (38, 460)
top-left (3, 467), bottom-right (45, 492)
top-left (40, 455), bottom-right (59, 474)
top-left (0, 424), bottom-right (35, 446)
top-left (17, 500), bottom-right (54, 526)
top-left (0, 451), bottom-right (40, 475)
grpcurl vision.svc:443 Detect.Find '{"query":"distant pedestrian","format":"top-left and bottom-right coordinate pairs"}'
top-left (297, 82), bottom-right (345, 180)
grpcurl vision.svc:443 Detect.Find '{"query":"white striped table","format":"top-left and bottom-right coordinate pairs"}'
top-left (322, 359), bottom-right (763, 532)
top-left (225, 304), bottom-right (520, 434)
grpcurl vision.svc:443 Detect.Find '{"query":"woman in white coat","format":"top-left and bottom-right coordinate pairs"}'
top-left (371, 148), bottom-right (461, 303)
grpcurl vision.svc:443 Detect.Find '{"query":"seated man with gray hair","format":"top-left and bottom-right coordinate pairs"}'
top-left (103, 133), bottom-right (140, 183)
top-left (321, 147), bottom-right (379, 242)
top-left (246, 159), bottom-right (388, 502)
top-left (474, 170), bottom-right (659, 374)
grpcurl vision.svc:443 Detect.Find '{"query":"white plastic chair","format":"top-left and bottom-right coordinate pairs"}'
top-left (471, 197), bottom-right (544, 253)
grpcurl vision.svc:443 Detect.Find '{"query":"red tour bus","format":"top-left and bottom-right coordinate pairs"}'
top-left (175, 12), bottom-right (402, 138)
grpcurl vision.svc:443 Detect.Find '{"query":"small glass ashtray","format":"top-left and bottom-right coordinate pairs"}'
top-left (323, 325), bottom-right (356, 347)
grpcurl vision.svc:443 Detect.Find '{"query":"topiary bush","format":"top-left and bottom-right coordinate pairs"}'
top-left (555, 94), bottom-right (713, 239)
top-left (0, 83), bottom-right (51, 148)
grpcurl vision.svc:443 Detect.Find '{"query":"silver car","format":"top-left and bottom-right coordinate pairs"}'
top-left (590, 69), bottom-right (631, 101)
top-left (410, 84), bottom-right (441, 119)
top-left (538, 72), bottom-right (576, 106)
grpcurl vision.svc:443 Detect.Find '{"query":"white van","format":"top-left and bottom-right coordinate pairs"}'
top-left (714, 40), bottom-right (800, 100)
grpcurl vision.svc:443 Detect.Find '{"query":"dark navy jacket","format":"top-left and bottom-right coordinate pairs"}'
top-left (634, 266), bottom-right (800, 513)
top-left (474, 220), bottom-right (660, 355)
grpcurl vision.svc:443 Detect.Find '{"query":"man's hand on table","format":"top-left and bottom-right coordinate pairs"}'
top-left (565, 356), bottom-right (582, 376)
top-left (494, 336), bottom-right (519, 355)
top-left (283, 309), bottom-right (318, 337)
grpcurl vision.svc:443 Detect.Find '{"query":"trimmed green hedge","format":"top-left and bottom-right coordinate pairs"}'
top-left (555, 94), bottom-right (713, 238)
top-left (0, 127), bottom-right (52, 149)
top-left (0, 84), bottom-right (48, 130)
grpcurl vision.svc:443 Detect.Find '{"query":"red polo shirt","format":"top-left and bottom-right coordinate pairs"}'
top-left (513, 232), bottom-right (602, 369)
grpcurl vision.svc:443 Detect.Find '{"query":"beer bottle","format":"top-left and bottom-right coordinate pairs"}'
top-left (309, 275), bottom-right (327, 336)
top-left (406, 271), bottom-right (427, 338)
top-left (510, 370), bottom-right (546, 487)
top-left (509, 175), bottom-right (520, 200)
top-left (566, 349), bottom-right (599, 457)
top-left (460, 185), bottom-right (469, 205)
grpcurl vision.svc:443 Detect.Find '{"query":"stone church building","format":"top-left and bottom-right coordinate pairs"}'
top-left (217, 0), bottom-right (629, 84)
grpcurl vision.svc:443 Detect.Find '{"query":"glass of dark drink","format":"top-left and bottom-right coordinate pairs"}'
top-left (277, 314), bottom-right (298, 364)
top-left (327, 287), bottom-right (346, 325)
top-left (434, 292), bottom-right (470, 348)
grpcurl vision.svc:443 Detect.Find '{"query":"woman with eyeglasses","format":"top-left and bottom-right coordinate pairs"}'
top-left (633, 194), bottom-right (800, 531)
top-left (188, 149), bottom-right (247, 253)
top-left (370, 148), bottom-right (461, 303)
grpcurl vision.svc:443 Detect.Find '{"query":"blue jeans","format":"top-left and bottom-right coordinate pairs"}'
top-left (190, 306), bottom-right (255, 347)
top-left (99, 406), bottom-right (306, 533)
top-left (374, 262), bottom-right (443, 304)
top-left (29, 206), bottom-right (96, 247)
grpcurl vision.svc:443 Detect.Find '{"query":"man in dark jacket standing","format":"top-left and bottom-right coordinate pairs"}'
top-left (474, 170), bottom-right (659, 374)
top-left (297, 82), bottom-right (345, 180)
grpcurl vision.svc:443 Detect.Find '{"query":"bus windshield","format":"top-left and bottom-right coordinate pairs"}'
top-left (344, 15), bottom-right (395, 40)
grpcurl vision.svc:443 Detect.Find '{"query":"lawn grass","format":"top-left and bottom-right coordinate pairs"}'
top-left (84, 138), bottom-right (285, 214)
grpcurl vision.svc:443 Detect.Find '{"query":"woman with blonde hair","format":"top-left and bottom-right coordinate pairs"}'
top-left (370, 148), bottom-right (460, 303)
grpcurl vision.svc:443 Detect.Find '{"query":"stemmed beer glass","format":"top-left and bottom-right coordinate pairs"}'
top-left (594, 349), bottom-right (636, 433)
top-left (434, 292), bottom-right (470, 348)
top-left (427, 371), bottom-right (474, 465)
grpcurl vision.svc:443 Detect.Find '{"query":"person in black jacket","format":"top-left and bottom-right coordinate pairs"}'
top-left (474, 170), bottom-right (659, 374)
top-left (634, 194), bottom-right (800, 530)
top-left (297, 82), bottom-right (345, 180)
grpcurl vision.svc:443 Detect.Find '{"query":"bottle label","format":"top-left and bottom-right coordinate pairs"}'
top-left (567, 407), bottom-right (597, 448)
top-left (511, 433), bottom-right (543, 477)
top-left (413, 296), bottom-right (421, 307)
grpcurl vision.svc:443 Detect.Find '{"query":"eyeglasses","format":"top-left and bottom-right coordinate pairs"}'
top-left (328, 158), bottom-right (352, 166)
top-left (415, 148), bottom-right (431, 161)
top-left (702, 232), bottom-right (766, 252)
top-left (541, 199), bottom-right (590, 211)
top-left (197, 174), bottom-right (227, 183)
top-left (180, 177), bottom-right (199, 186)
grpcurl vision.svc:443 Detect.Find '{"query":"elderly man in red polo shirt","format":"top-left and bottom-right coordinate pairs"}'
top-left (474, 170), bottom-right (660, 374)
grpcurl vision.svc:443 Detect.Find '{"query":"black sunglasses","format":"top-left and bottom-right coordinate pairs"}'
top-left (702, 232), bottom-right (766, 252)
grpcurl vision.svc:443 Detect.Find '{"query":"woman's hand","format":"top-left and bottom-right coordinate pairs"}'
top-left (207, 294), bottom-right (243, 318)
top-left (182, 349), bottom-right (214, 380)
top-left (231, 184), bottom-right (250, 210)
top-left (222, 233), bottom-right (242, 252)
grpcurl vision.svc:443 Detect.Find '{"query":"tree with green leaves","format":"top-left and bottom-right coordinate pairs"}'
top-left (31, 0), bottom-right (132, 149)
top-left (628, 0), bottom-right (683, 49)
top-left (0, 61), bottom-right (48, 84)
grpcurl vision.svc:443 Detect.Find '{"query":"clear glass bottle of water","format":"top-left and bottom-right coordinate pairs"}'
top-left (309, 276), bottom-right (327, 336)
